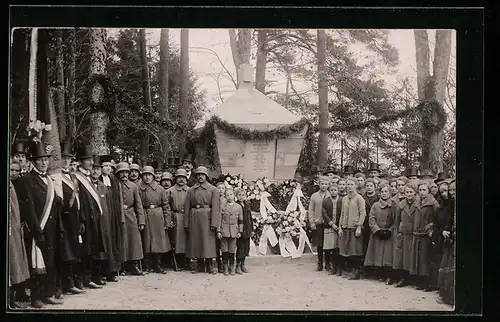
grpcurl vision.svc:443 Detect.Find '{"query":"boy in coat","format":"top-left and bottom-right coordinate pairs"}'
top-left (235, 188), bottom-right (254, 274)
top-left (308, 176), bottom-right (331, 271)
top-left (321, 183), bottom-right (343, 275)
top-left (217, 188), bottom-right (243, 276)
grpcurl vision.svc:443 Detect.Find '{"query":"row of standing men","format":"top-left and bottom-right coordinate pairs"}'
top-left (9, 141), bottom-right (238, 309)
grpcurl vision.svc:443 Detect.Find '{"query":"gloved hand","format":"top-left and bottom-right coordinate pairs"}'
top-left (138, 224), bottom-right (145, 231)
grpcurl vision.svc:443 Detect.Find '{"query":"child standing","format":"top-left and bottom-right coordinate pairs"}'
top-left (215, 181), bottom-right (227, 273)
top-left (322, 183), bottom-right (343, 275)
top-left (235, 188), bottom-right (254, 274)
top-left (338, 179), bottom-right (348, 198)
top-left (364, 183), bottom-right (396, 284)
top-left (217, 188), bottom-right (243, 276)
top-left (410, 180), bottom-right (439, 291)
top-left (338, 177), bottom-right (367, 280)
top-left (308, 176), bottom-right (331, 271)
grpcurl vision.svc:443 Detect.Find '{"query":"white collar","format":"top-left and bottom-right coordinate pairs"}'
top-left (32, 167), bottom-right (47, 177)
top-left (78, 167), bottom-right (91, 176)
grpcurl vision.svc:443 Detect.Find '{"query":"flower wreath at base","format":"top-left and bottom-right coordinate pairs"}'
top-left (213, 174), bottom-right (314, 258)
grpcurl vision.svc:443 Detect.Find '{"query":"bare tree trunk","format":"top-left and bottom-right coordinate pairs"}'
top-left (179, 28), bottom-right (189, 158)
top-left (55, 30), bottom-right (66, 142)
top-left (89, 29), bottom-right (109, 155)
top-left (159, 29), bottom-right (170, 160)
top-left (255, 29), bottom-right (268, 93)
top-left (414, 30), bottom-right (430, 102)
top-left (316, 30), bottom-right (328, 170)
top-left (67, 28), bottom-right (77, 142)
top-left (284, 77), bottom-right (290, 109)
top-left (139, 29), bottom-right (152, 164)
top-left (228, 29), bottom-right (240, 87)
top-left (416, 29), bottom-right (452, 174)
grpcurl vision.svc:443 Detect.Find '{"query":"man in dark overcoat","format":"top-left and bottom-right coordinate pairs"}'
top-left (59, 141), bottom-right (85, 295)
top-left (73, 146), bottom-right (106, 289)
top-left (184, 166), bottom-right (221, 274)
top-left (16, 142), bottom-right (64, 308)
top-left (99, 155), bottom-right (125, 282)
top-left (116, 162), bottom-right (145, 275)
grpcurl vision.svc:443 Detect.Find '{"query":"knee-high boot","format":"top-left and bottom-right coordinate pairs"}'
top-left (316, 245), bottom-right (324, 271)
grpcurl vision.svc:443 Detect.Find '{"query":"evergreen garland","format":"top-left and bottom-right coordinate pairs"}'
top-left (188, 100), bottom-right (447, 166)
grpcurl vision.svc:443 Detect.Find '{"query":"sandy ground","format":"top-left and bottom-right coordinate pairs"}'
top-left (35, 259), bottom-right (453, 311)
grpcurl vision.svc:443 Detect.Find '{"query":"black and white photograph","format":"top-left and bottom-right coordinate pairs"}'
top-left (8, 20), bottom-right (463, 311)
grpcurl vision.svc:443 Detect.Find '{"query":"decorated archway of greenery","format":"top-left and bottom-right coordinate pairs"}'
top-left (188, 99), bottom-right (447, 173)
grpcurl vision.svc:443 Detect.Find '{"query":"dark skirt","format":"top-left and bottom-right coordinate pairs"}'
top-left (438, 243), bottom-right (455, 304)
top-left (236, 237), bottom-right (250, 259)
top-left (339, 228), bottom-right (364, 257)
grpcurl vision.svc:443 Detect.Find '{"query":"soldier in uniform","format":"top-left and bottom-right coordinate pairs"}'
top-left (129, 162), bottom-right (142, 185)
top-left (181, 154), bottom-right (197, 187)
top-left (160, 171), bottom-right (174, 190)
top-left (99, 155), bottom-right (124, 282)
top-left (16, 142), bottom-right (64, 308)
top-left (184, 166), bottom-right (221, 274)
top-left (116, 162), bottom-right (145, 275)
top-left (166, 169), bottom-right (190, 271)
top-left (138, 166), bottom-right (173, 274)
top-left (73, 146), bottom-right (106, 290)
top-left (59, 141), bottom-right (85, 295)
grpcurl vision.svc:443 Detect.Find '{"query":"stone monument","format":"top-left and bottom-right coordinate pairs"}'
top-left (196, 63), bottom-right (307, 181)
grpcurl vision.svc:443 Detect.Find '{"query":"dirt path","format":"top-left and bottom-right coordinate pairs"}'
top-left (42, 260), bottom-right (452, 311)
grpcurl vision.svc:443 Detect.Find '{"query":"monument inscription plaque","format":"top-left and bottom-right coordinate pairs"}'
top-left (243, 140), bottom-right (276, 180)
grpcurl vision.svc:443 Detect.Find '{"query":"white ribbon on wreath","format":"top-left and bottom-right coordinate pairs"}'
top-left (257, 191), bottom-right (278, 255)
top-left (278, 184), bottom-right (314, 258)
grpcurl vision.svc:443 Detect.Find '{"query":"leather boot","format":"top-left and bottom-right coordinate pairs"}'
top-left (229, 256), bottom-right (236, 276)
top-left (131, 261), bottom-right (144, 276)
top-left (155, 254), bottom-right (167, 274)
top-left (191, 259), bottom-right (204, 274)
top-left (207, 259), bottom-right (217, 275)
top-left (9, 289), bottom-right (28, 309)
top-left (240, 258), bottom-right (249, 273)
top-left (223, 258), bottom-right (229, 276)
top-left (235, 259), bottom-right (243, 275)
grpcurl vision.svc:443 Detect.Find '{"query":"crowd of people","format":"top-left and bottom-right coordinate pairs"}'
top-left (8, 140), bottom-right (455, 310)
top-left (9, 141), bottom-right (256, 310)
top-left (309, 163), bottom-right (456, 306)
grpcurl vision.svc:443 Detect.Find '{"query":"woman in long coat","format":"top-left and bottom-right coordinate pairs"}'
top-left (410, 181), bottom-right (439, 291)
top-left (138, 166), bottom-right (172, 274)
top-left (364, 183), bottom-right (396, 284)
top-left (9, 181), bottom-right (30, 308)
top-left (184, 166), bottom-right (221, 274)
top-left (392, 182), bottom-right (418, 288)
top-left (437, 179), bottom-right (455, 305)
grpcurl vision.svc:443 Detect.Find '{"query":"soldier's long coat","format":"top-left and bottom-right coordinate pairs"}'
top-left (138, 181), bottom-right (171, 254)
top-left (99, 174), bottom-right (124, 272)
top-left (120, 179), bottom-right (144, 261)
top-left (17, 171), bottom-right (63, 276)
top-left (364, 199), bottom-right (396, 267)
top-left (184, 181), bottom-right (221, 259)
top-left (167, 184), bottom-right (189, 254)
top-left (9, 181), bottom-right (30, 286)
top-left (59, 171), bottom-right (83, 263)
top-left (94, 180), bottom-right (112, 262)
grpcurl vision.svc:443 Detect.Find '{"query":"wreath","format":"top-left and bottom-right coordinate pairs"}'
top-left (82, 74), bottom-right (117, 115)
top-left (419, 100), bottom-right (447, 133)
